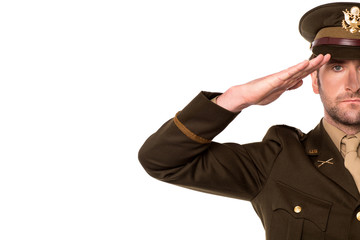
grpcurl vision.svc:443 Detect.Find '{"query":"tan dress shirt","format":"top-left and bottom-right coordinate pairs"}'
top-left (322, 118), bottom-right (360, 157)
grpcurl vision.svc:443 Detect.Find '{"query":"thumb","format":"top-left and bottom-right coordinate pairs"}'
top-left (287, 79), bottom-right (303, 90)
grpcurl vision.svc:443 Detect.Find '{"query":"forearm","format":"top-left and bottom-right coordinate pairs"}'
top-left (138, 91), bottom-right (238, 179)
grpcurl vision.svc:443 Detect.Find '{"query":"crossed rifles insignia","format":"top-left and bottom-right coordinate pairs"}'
top-left (317, 158), bottom-right (334, 168)
top-left (342, 6), bottom-right (360, 33)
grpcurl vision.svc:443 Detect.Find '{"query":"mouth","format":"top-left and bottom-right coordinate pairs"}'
top-left (341, 99), bottom-right (360, 103)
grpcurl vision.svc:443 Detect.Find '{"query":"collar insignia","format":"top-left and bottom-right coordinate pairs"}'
top-left (342, 6), bottom-right (360, 33)
top-left (308, 149), bottom-right (318, 155)
top-left (317, 158), bottom-right (334, 168)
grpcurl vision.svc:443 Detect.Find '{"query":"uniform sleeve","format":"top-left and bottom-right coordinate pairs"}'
top-left (138, 91), bottom-right (282, 201)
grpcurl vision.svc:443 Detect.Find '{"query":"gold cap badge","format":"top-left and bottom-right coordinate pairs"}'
top-left (342, 6), bottom-right (360, 33)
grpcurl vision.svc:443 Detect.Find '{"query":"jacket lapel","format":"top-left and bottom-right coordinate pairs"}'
top-left (304, 121), bottom-right (359, 200)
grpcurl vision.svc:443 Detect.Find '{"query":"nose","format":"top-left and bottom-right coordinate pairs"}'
top-left (346, 65), bottom-right (360, 93)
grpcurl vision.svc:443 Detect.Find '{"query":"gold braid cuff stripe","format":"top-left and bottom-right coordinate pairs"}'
top-left (173, 112), bottom-right (212, 144)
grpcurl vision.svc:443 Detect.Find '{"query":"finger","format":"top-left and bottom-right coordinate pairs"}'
top-left (265, 54), bottom-right (328, 92)
top-left (303, 54), bottom-right (330, 73)
top-left (292, 54), bottom-right (330, 80)
top-left (281, 54), bottom-right (329, 91)
top-left (320, 53), bottom-right (331, 66)
top-left (289, 54), bottom-right (325, 75)
top-left (274, 60), bottom-right (310, 82)
top-left (275, 54), bottom-right (327, 81)
top-left (275, 54), bottom-right (329, 83)
top-left (292, 54), bottom-right (324, 77)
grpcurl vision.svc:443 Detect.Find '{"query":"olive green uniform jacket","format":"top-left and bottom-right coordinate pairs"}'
top-left (139, 92), bottom-right (360, 240)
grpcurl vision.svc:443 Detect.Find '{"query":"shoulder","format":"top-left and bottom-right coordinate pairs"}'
top-left (263, 125), bottom-right (306, 143)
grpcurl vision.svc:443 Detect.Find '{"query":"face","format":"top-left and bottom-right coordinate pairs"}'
top-left (311, 59), bottom-right (360, 127)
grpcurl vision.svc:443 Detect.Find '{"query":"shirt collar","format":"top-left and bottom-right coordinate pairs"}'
top-left (322, 118), bottom-right (347, 152)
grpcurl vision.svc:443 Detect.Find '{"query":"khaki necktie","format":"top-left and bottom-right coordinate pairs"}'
top-left (342, 135), bottom-right (360, 192)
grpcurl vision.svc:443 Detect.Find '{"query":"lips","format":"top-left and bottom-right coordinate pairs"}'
top-left (341, 99), bottom-right (360, 103)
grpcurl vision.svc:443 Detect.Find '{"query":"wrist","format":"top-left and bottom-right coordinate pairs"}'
top-left (216, 88), bottom-right (250, 113)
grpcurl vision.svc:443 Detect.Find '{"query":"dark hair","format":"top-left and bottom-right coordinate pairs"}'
top-left (309, 53), bottom-right (317, 60)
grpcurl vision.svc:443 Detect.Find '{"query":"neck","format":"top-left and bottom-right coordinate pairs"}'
top-left (324, 115), bottom-right (360, 135)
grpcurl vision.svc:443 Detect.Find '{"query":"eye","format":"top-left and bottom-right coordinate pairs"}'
top-left (332, 65), bottom-right (343, 72)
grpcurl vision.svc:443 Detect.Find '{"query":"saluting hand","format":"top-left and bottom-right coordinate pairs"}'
top-left (216, 54), bottom-right (331, 113)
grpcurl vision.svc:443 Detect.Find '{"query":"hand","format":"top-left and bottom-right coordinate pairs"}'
top-left (216, 54), bottom-right (331, 112)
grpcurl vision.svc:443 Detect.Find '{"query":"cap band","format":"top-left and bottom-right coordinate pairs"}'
top-left (312, 37), bottom-right (360, 49)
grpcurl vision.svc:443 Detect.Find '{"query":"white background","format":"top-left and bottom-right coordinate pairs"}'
top-left (0, 0), bottom-right (351, 239)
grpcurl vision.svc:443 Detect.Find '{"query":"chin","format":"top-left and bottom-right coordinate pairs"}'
top-left (337, 112), bottom-right (360, 126)
top-left (326, 107), bottom-right (360, 127)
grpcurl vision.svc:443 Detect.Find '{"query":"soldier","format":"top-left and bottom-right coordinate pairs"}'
top-left (139, 2), bottom-right (360, 239)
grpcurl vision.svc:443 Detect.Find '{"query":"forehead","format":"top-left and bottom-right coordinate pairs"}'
top-left (326, 59), bottom-right (360, 65)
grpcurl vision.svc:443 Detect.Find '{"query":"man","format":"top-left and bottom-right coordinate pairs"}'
top-left (139, 2), bottom-right (360, 239)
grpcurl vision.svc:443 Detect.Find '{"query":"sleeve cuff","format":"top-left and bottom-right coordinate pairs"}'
top-left (175, 91), bottom-right (239, 142)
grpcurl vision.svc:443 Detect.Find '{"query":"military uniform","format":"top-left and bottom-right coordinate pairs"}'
top-left (139, 2), bottom-right (360, 240)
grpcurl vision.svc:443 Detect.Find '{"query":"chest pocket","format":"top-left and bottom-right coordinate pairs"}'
top-left (269, 181), bottom-right (332, 240)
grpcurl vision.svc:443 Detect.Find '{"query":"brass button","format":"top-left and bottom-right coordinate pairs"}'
top-left (294, 206), bottom-right (302, 214)
top-left (357, 212), bottom-right (360, 221)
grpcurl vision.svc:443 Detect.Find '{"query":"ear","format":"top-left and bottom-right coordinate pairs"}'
top-left (311, 71), bottom-right (319, 94)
